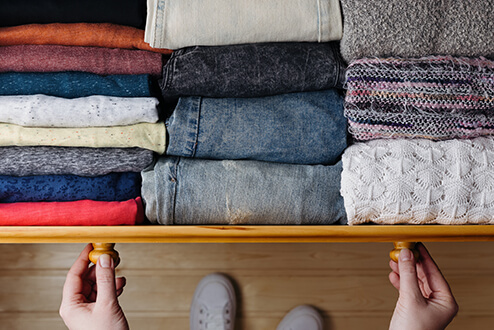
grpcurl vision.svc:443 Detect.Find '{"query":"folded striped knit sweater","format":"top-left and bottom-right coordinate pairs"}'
top-left (345, 56), bottom-right (494, 141)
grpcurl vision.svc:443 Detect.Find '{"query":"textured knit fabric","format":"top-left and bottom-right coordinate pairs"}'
top-left (0, 123), bottom-right (167, 154)
top-left (0, 45), bottom-right (163, 76)
top-left (0, 198), bottom-right (144, 226)
top-left (145, 0), bottom-right (343, 49)
top-left (0, 172), bottom-right (140, 202)
top-left (0, 72), bottom-right (152, 98)
top-left (0, 94), bottom-right (159, 127)
top-left (141, 157), bottom-right (347, 225)
top-left (345, 56), bottom-right (494, 141)
top-left (341, 137), bottom-right (494, 225)
top-left (0, 147), bottom-right (154, 177)
top-left (161, 42), bottom-right (346, 98)
top-left (166, 90), bottom-right (347, 165)
top-left (0, 23), bottom-right (172, 54)
top-left (339, 0), bottom-right (494, 62)
top-left (0, 0), bottom-right (146, 28)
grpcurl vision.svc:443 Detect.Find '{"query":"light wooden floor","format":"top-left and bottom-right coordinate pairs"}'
top-left (0, 242), bottom-right (493, 329)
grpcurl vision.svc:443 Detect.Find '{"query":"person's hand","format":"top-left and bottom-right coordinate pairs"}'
top-left (388, 243), bottom-right (458, 330)
top-left (60, 244), bottom-right (129, 330)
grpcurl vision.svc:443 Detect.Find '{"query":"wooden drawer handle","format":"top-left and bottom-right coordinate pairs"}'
top-left (89, 243), bottom-right (120, 267)
top-left (390, 242), bottom-right (419, 262)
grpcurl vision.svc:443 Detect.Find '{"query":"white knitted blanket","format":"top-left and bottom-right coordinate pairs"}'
top-left (341, 138), bottom-right (494, 225)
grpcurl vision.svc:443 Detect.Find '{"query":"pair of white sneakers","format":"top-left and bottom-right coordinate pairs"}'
top-left (190, 273), bottom-right (323, 330)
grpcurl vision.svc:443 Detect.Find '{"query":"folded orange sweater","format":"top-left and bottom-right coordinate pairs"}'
top-left (0, 198), bottom-right (145, 225)
top-left (0, 23), bottom-right (171, 54)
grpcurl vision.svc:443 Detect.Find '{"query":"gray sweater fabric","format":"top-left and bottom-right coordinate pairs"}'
top-left (0, 147), bottom-right (154, 177)
top-left (340, 0), bottom-right (494, 62)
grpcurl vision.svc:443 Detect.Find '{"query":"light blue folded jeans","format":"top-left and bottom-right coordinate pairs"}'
top-left (141, 157), bottom-right (347, 225)
top-left (166, 89), bottom-right (347, 165)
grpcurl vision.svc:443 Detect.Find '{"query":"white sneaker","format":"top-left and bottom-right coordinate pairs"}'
top-left (276, 305), bottom-right (324, 330)
top-left (190, 273), bottom-right (236, 330)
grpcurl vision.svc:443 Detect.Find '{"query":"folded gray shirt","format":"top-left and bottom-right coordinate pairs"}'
top-left (340, 0), bottom-right (494, 62)
top-left (0, 147), bottom-right (154, 176)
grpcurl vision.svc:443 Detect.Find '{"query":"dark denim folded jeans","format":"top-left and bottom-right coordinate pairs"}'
top-left (160, 42), bottom-right (346, 98)
top-left (166, 89), bottom-right (347, 165)
top-left (141, 157), bottom-right (347, 225)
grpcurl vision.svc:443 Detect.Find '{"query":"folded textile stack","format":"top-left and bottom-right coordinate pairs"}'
top-left (339, 0), bottom-right (494, 225)
top-left (0, 0), bottom-right (170, 225)
top-left (142, 0), bottom-right (348, 225)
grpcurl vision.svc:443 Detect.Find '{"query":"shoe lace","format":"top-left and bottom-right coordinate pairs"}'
top-left (201, 303), bottom-right (231, 330)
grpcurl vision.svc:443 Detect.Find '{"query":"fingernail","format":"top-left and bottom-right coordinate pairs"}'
top-left (400, 248), bottom-right (413, 261)
top-left (99, 254), bottom-right (111, 268)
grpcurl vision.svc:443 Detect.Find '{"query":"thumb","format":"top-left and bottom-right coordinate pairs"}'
top-left (398, 248), bottom-right (423, 301)
top-left (95, 254), bottom-right (118, 307)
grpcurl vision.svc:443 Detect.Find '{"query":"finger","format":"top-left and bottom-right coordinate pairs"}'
top-left (91, 276), bottom-right (126, 294)
top-left (95, 254), bottom-right (118, 307)
top-left (389, 259), bottom-right (399, 273)
top-left (62, 244), bottom-right (93, 298)
top-left (389, 271), bottom-right (400, 291)
top-left (416, 243), bottom-right (454, 294)
top-left (116, 288), bottom-right (124, 297)
top-left (116, 277), bottom-right (127, 292)
top-left (397, 248), bottom-right (423, 300)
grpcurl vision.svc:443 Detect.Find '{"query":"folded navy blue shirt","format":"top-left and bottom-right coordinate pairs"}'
top-left (0, 172), bottom-right (141, 202)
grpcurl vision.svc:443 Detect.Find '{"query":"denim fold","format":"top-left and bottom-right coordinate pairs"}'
top-left (166, 90), bottom-right (347, 165)
top-left (145, 0), bottom-right (343, 49)
top-left (141, 157), bottom-right (347, 225)
top-left (161, 43), bottom-right (346, 98)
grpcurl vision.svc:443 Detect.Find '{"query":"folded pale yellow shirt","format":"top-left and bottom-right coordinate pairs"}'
top-left (0, 122), bottom-right (166, 154)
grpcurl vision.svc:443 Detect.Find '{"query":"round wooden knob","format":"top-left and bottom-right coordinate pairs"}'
top-left (89, 243), bottom-right (120, 267)
top-left (390, 242), bottom-right (419, 262)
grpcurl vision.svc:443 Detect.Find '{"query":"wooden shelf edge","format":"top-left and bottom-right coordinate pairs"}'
top-left (1, 225), bottom-right (494, 243)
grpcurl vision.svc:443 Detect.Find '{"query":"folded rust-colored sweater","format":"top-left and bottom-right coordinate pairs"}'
top-left (0, 23), bottom-right (172, 54)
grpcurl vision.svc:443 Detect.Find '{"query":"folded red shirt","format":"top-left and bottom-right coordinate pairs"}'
top-left (0, 198), bottom-right (144, 225)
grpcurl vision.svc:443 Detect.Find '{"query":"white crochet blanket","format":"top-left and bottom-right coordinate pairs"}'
top-left (341, 138), bottom-right (494, 225)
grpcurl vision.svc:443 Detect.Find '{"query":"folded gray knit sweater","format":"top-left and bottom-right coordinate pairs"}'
top-left (340, 0), bottom-right (494, 62)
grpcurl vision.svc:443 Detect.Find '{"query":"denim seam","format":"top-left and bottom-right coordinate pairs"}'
top-left (189, 98), bottom-right (202, 158)
top-left (170, 157), bottom-right (180, 224)
top-left (161, 52), bottom-right (176, 92)
top-left (331, 43), bottom-right (340, 88)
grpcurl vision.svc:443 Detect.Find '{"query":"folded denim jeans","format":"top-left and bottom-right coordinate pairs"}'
top-left (166, 90), bottom-right (347, 165)
top-left (0, 72), bottom-right (152, 98)
top-left (0, 0), bottom-right (146, 28)
top-left (161, 43), bottom-right (346, 98)
top-left (145, 0), bottom-right (343, 49)
top-left (0, 172), bottom-right (141, 202)
top-left (142, 157), bottom-right (347, 225)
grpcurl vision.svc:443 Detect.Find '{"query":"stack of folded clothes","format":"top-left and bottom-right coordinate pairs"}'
top-left (339, 0), bottom-right (494, 225)
top-left (142, 0), bottom-right (349, 225)
top-left (0, 0), bottom-right (170, 225)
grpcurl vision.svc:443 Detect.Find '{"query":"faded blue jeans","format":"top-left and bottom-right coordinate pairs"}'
top-left (166, 89), bottom-right (347, 165)
top-left (141, 157), bottom-right (347, 225)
